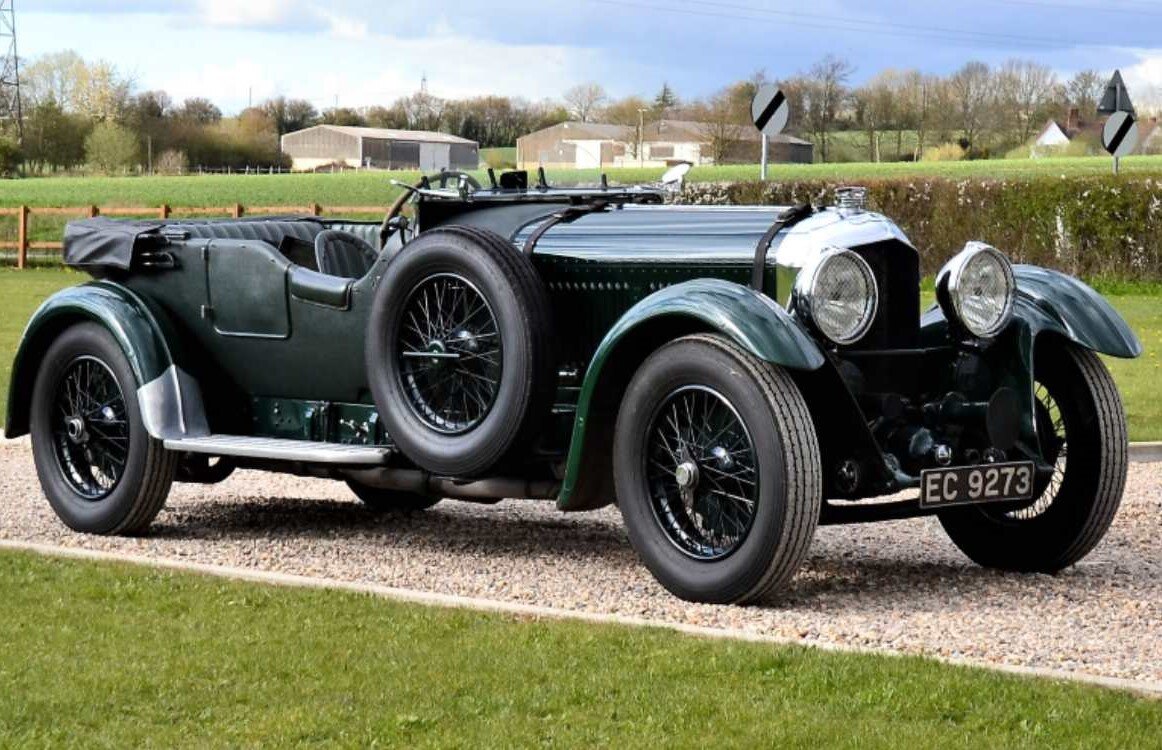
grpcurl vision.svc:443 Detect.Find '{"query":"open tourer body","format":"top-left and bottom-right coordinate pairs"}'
top-left (7, 171), bottom-right (1141, 604)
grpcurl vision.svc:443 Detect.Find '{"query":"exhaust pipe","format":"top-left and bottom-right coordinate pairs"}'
top-left (342, 468), bottom-right (561, 502)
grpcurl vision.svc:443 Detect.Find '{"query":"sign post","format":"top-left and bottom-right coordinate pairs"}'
top-left (1102, 111), bottom-right (1139, 175)
top-left (751, 84), bottom-right (789, 182)
top-left (1098, 70), bottom-right (1137, 176)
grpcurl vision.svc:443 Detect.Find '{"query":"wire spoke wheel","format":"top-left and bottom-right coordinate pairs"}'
top-left (49, 355), bottom-right (130, 501)
top-left (1006, 381), bottom-right (1068, 520)
top-left (397, 272), bottom-right (503, 434)
top-left (644, 385), bottom-right (760, 560)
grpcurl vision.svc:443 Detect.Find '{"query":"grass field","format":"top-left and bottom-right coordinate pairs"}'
top-left (1, 154), bottom-right (1162, 211)
top-left (1, 269), bottom-right (1157, 441)
top-left (1, 550), bottom-right (1158, 747)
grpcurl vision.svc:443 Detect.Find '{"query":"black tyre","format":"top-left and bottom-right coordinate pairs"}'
top-left (939, 343), bottom-right (1128, 572)
top-left (366, 226), bottom-right (554, 477)
top-left (345, 479), bottom-right (441, 513)
top-left (613, 334), bottom-right (822, 605)
top-left (30, 322), bottom-right (177, 535)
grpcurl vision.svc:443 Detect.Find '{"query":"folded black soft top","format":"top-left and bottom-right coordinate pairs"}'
top-left (62, 217), bottom-right (166, 270)
top-left (62, 215), bottom-right (327, 270)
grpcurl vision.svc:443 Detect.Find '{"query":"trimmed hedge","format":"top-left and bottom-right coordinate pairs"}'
top-left (679, 177), bottom-right (1162, 281)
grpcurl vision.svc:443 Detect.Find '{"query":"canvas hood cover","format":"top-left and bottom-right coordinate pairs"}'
top-left (62, 217), bottom-right (166, 269)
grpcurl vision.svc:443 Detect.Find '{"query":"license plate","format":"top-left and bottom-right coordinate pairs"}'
top-left (920, 461), bottom-right (1035, 508)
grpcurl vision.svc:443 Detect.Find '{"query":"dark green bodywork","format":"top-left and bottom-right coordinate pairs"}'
top-left (6, 282), bottom-right (177, 437)
top-left (7, 202), bottom-right (1142, 511)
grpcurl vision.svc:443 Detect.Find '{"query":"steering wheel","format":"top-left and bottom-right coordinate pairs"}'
top-left (380, 171), bottom-right (484, 248)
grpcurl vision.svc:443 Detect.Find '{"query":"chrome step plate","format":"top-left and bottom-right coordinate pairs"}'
top-left (163, 435), bottom-right (391, 465)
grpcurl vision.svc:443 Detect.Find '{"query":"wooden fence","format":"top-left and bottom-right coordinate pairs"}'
top-left (0, 204), bottom-right (386, 268)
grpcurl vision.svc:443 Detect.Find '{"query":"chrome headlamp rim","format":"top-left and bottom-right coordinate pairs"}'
top-left (791, 246), bottom-right (879, 346)
top-left (936, 242), bottom-right (1016, 339)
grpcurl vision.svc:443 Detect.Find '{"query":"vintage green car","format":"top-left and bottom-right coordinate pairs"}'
top-left (6, 170), bottom-right (1142, 604)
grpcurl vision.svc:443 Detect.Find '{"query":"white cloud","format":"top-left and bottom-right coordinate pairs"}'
top-left (1121, 50), bottom-right (1162, 113)
top-left (197, 0), bottom-right (291, 28)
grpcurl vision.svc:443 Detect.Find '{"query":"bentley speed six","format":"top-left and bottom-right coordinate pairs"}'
top-left (7, 169), bottom-right (1142, 604)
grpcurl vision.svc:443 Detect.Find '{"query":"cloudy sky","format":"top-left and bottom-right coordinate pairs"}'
top-left (20, 0), bottom-right (1162, 113)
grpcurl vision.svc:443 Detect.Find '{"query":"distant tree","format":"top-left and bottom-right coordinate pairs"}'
top-left (262, 97), bottom-right (319, 134)
top-left (853, 72), bottom-right (899, 162)
top-left (696, 89), bottom-right (745, 163)
top-left (365, 104), bottom-right (409, 129)
top-left (948, 61), bottom-right (994, 148)
top-left (320, 107), bottom-right (366, 126)
top-left (653, 82), bottom-right (678, 117)
top-left (800, 55), bottom-right (855, 161)
top-left (1067, 70), bottom-right (1105, 116)
top-left (997, 59), bottom-right (1057, 144)
top-left (398, 91), bottom-right (446, 131)
top-left (85, 121), bottom-right (138, 173)
top-left (20, 50), bottom-right (85, 109)
top-left (0, 136), bottom-right (21, 177)
top-left (73, 59), bottom-right (132, 122)
top-left (603, 96), bottom-right (652, 157)
top-left (563, 83), bottom-right (607, 122)
top-left (23, 100), bottom-right (89, 172)
top-left (176, 97), bottom-right (222, 125)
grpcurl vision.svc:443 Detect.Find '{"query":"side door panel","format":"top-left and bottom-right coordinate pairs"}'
top-left (205, 241), bottom-right (291, 339)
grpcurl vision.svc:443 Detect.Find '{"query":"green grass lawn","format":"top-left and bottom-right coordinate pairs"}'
top-left (1, 270), bottom-right (1158, 440)
top-left (0, 550), bottom-right (1158, 747)
top-left (1, 154), bottom-right (1161, 211)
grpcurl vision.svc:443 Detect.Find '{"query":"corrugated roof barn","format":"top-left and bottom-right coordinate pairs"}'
top-left (281, 125), bottom-right (480, 172)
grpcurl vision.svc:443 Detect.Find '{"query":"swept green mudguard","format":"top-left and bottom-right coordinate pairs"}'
top-left (557, 278), bottom-right (825, 510)
top-left (6, 281), bottom-right (180, 438)
top-left (921, 265), bottom-right (1142, 358)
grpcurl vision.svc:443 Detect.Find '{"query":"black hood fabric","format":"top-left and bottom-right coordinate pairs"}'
top-left (62, 217), bottom-right (165, 269)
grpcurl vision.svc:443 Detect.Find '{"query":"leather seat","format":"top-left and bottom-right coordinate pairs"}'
top-left (314, 229), bottom-right (379, 279)
top-left (175, 219), bottom-right (323, 246)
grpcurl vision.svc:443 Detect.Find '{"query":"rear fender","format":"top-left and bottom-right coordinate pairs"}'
top-left (557, 279), bottom-right (826, 511)
top-left (5, 281), bottom-right (209, 440)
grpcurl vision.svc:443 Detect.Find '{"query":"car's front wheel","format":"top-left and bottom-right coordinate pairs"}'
top-left (613, 334), bottom-right (822, 605)
top-left (938, 342), bottom-right (1128, 572)
top-left (30, 322), bottom-right (177, 535)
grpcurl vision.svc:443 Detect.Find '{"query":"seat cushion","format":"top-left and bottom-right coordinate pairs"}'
top-left (172, 219), bottom-right (324, 246)
top-left (314, 230), bottom-right (379, 279)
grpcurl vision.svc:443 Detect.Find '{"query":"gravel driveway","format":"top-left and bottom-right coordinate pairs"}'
top-left (2, 439), bottom-right (1159, 684)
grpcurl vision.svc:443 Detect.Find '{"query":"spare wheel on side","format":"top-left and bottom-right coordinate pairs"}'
top-left (365, 225), bottom-right (555, 477)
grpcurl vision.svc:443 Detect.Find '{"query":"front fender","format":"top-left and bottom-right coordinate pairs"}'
top-left (921, 266), bottom-right (1142, 358)
top-left (557, 279), bottom-right (825, 511)
top-left (5, 281), bottom-right (207, 440)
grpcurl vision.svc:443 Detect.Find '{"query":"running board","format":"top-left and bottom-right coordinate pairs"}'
top-left (163, 435), bottom-right (392, 465)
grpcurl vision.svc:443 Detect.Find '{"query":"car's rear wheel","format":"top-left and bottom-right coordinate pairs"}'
top-left (613, 334), bottom-right (822, 604)
top-left (366, 226), bottom-right (554, 477)
top-left (30, 322), bottom-right (177, 535)
top-left (938, 342), bottom-right (1128, 572)
top-left (345, 479), bottom-right (440, 513)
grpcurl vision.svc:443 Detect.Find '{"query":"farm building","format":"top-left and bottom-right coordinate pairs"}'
top-left (516, 120), bottom-right (813, 169)
top-left (280, 125), bottom-right (479, 172)
top-left (1033, 108), bottom-right (1161, 157)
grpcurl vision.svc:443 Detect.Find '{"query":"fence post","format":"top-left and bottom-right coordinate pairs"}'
top-left (16, 205), bottom-right (28, 269)
top-left (88, 205), bottom-right (99, 218)
top-left (309, 202), bottom-right (321, 216)
top-left (232, 203), bottom-right (243, 219)
top-left (159, 204), bottom-right (171, 220)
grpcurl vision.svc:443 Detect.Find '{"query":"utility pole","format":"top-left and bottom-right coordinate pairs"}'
top-left (0, 0), bottom-right (23, 143)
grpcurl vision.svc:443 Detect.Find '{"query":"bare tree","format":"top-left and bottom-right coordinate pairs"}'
top-left (854, 71), bottom-right (902, 162)
top-left (1067, 70), bottom-right (1106, 116)
top-left (948, 61), bottom-right (994, 148)
top-left (696, 89), bottom-right (745, 164)
top-left (800, 55), bottom-right (854, 162)
top-left (997, 59), bottom-right (1057, 144)
top-left (563, 83), bottom-right (607, 122)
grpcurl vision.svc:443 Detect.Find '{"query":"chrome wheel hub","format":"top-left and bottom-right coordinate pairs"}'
top-left (65, 416), bottom-right (87, 444)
